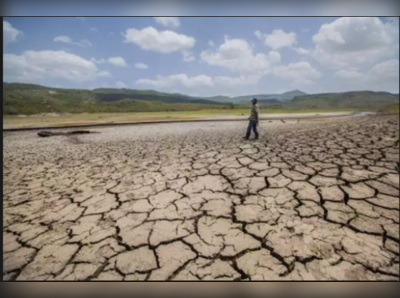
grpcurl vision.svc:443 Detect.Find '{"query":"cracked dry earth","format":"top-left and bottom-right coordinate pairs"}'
top-left (3, 115), bottom-right (399, 281)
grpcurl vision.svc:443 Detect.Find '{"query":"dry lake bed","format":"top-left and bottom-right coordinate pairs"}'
top-left (3, 115), bottom-right (399, 280)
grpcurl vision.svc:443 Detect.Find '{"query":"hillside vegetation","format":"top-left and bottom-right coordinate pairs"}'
top-left (3, 83), bottom-right (230, 115)
top-left (288, 91), bottom-right (399, 110)
top-left (3, 83), bottom-right (399, 115)
top-left (207, 90), bottom-right (307, 103)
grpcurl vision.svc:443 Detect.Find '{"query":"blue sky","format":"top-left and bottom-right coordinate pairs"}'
top-left (3, 16), bottom-right (399, 96)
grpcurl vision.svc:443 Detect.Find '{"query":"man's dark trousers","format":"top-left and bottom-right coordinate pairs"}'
top-left (246, 120), bottom-right (259, 139)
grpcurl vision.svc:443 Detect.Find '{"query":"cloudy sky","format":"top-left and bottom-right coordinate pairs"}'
top-left (3, 16), bottom-right (399, 96)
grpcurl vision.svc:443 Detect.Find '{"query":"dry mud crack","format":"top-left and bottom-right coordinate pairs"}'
top-left (3, 116), bottom-right (399, 280)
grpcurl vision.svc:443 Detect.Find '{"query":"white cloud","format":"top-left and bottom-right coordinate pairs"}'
top-left (268, 51), bottom-right (281, 65)
top-left (200, 38), bottom-right (279, 74)
top-left (182, 51), bottom-right (195, 62)
top-left (134, 63), bottom-right (149, 69)
top-left (273, 61), bottom-right (322, 86)
top-left (313, 17), bottom-right (398, 69)
top-left (123, 26), bottom-right (195, 53)
top-left (367, 59), bottom-right (399, 85)
top-left (54, 36), bottom-right (72, 43)
top-left (254, 30), bottom-right (263, 40)
top-left (136, 73), bottom-right (262, 90)
top-left (208, 40), bottom-right (215, 46)
top-left (3, 21), bottom-right (23, 45)
top-left (3, 50), bottom-right (110, 83)
top-left (62, 47), bottom-right (73, 53)
top-left (301, 28), bottom-right (310, 33)
top-left (214, 75), bottom-right (261, 87)
top-left (91, 58), bottom-right (106, 64)
top-left (92, 56), bottom-right (128, 67)
top-left (154, 17), bottom-right (180, 28)
top-left (295, 47), bottom-right (310, 55)
top-left (90, 27), bottom-right (98, 32)
top-left (107, 57), bottom-right (127, 67)
top-left (334, 69), bottom-right (363, 79)
top-left (54, 35), bottom-right (92, 48)
top-left (256, 29), bottom-right (297, 49)
top-left (76, 17), bottom-right (85, 21)
top-left (78, 39), bottom-right (92, 47)
top-left (115, 81), bottom-right (127, 88)
top-left (335, 60), bottom-right (399, 92)
top-left (136, 74), bottom-right (213, 88)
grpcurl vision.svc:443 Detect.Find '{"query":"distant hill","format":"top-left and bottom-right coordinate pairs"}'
top-left (2, 83), bottom-right (230, 115)
top-left (93, 91), bottom-right (227, 105)
top-left (279, 90), bottom-right (307, 102)
top-left (288, 91), bottom-right (399, 110)
top-left (205, 90), bottom-right (307, 104)
top-left (257, 99), bottom-right (282, 106)
top-left (205, 95), bottom-right (241, 103)
top-left (3, 83), bottom-right (398, 114)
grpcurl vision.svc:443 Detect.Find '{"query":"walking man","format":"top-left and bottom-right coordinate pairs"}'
top-left (244, 98), bottom-right (259, 140)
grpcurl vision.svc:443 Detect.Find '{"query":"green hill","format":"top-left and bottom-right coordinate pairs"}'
top-left (288, 91), bottom-right (399, 110)
top-left (2, 83), bottom-right (230, 115)
top-left (205, 90), bottom-right (307, 104)
top-left (204, 95), bottom-right (233, 103)
top-left (3, 83), bottom-right (398, 115)
top-left (279, 90), bottom-right (307, 102)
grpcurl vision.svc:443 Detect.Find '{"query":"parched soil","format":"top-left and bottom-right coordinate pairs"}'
top-left (3, 116), bottom-right (399, 281)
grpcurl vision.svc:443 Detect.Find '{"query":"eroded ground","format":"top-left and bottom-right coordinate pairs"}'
top-left (3, 116), bottom-right (399, 281)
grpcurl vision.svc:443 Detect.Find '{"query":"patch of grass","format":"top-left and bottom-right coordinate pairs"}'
top-left (380, 104), bottom-right (400, 113)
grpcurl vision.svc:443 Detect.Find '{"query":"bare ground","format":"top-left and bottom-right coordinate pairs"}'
top-left (3, 116), bottom-right (399, 281)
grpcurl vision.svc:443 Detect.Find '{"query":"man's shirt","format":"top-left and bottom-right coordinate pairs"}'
top-left (249, 104), bottom-right (259, 121)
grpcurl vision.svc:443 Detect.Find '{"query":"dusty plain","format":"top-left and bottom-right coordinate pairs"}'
top-left (3, 115), bottom-right (399, 281)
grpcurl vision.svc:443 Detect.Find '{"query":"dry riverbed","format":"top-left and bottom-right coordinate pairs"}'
top-left (3, 111), bottom-right (355, 130)
top-left (3, 115), bottom-right (399, 280)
